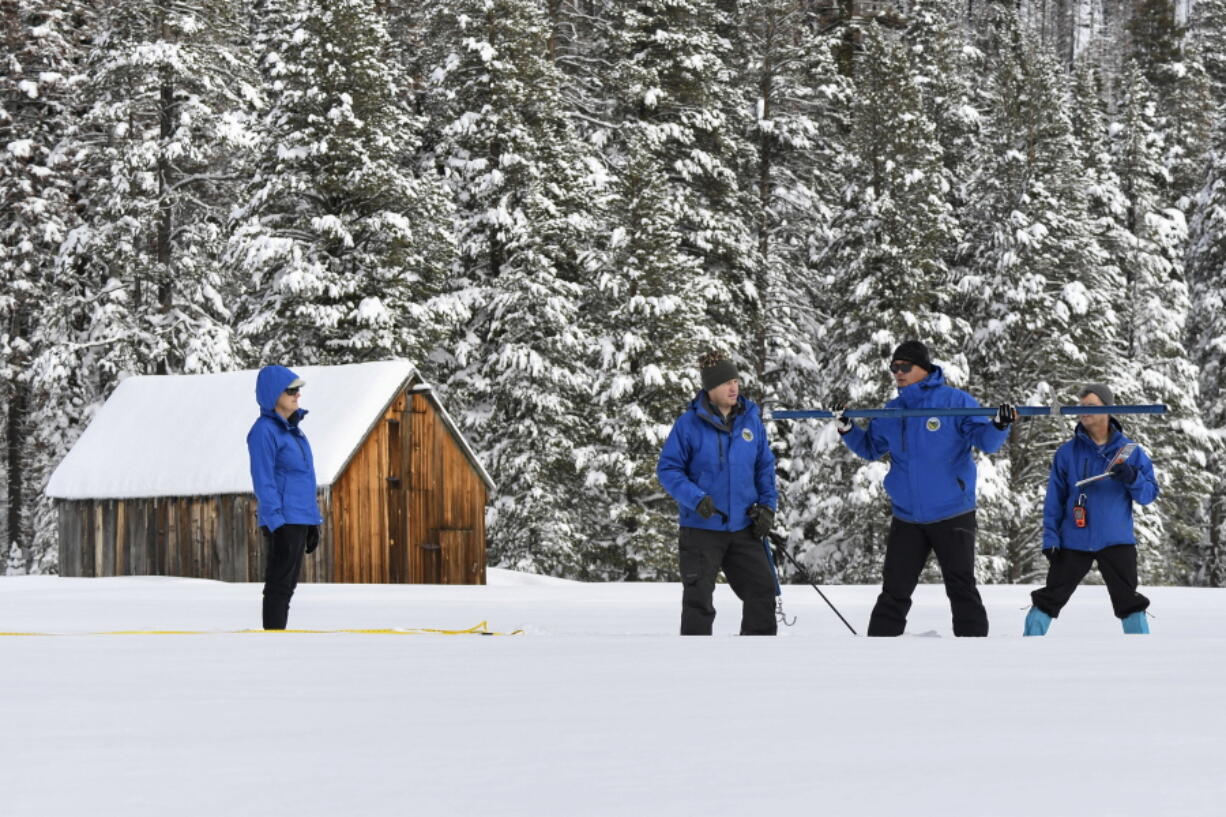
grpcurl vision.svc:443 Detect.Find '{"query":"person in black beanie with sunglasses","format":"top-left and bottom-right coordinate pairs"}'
top-left (837, 341), bottom-right (1016, 637)
top-left (247, 365), bottom-right (323, 630)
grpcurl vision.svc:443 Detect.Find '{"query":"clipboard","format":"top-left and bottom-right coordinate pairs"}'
top-left (1075, 443), bottom-right (1138, 487)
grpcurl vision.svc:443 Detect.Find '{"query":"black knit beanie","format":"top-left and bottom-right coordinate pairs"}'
top-left (699, 351), bottom-right (739, 391)
top-left (891, 340), bottom-right (933, 372)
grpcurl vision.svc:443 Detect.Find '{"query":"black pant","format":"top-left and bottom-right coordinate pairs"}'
top-left (867, 511), bottom-right (988, 637)
top-left (262, 524), bottom-right (308, 630)
top-left (679, 526), bottom-right (778, 636)
top-left (1031, 545), bottom-right (1149, 619)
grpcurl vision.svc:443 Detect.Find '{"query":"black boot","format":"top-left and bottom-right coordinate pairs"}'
top-left (262, 594), bottom-right (289, 630)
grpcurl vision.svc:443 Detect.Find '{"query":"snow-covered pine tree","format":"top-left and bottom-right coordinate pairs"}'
top-left (1185, 121), bottom-right (1226, 586)
top-left (419, 0), bottom-right (603, 576)
top-left (1126, 0), bottom-right (1214, 208)
top-left (1068, 62), bottom-right (1131, 274)
top-left (58, 0), bottom-right (254, 382)
top-left (906, 0), bottom-right (985, 211)
top-left (607, 0), bottom-right (757, 360)
top-left (0, 0), bottom-right (86, 573)
top-left (730, 1), bottom-right (853, 577)
top-left (1189, 0), bottom-right (1226, 108)
top-left (552, 0), bottom-right (758, 579)
top-left (801, 23), bottom-right (964, 581)
top-left (231, 0), bottom-right (454, 367)
top-left (1111, 61), bottom-right (1215, 583)
top-left (535, 0), bottom-right (620, 138)
top-left (573, 126), bottom-right (713, 579)
top-left (959, 12), bottom-right (1111, 583)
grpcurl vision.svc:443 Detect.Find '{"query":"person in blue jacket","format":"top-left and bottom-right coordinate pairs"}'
top-left (247, 365), bottom-right (323, 630)
top-left (657, 350), bottom-right (779, 635)
top-left (838, 341), bottom-right (1015, 637)
top-left (1024, 384), bottom-right (1159, 636)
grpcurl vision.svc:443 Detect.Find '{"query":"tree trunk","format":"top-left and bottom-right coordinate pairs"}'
top-left (6, 307), bottom-right (29, 571)
top-left (156, 6), bottom-right (175, 375)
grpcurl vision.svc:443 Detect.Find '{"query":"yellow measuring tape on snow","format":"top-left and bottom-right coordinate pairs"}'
top-left (0, 621), bottom-right (524, 637)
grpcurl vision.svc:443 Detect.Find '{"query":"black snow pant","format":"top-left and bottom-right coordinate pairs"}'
top-left (262, 524), bottom-right (308, 630)
top-left (867, 511), bottom-right (988, 637)
top-left (679, 526), bottom-right (777, 636)
top-left (1030, 544), bottom-right (1149, 619)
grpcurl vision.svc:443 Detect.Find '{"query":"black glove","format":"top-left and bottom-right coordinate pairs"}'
top-left (1110, 462), bottom-right (1138, 484)
top-left (1042, 546), bottom-right (1059, 563)
top-left (835, 410), bottom-right (853, 434)
top-left (696, 496), bottom-right (716, 519)
top-left (748, 504), bottom-right (775, 539)
top-left (993, 403), bottom-right (1017, 430)
top-left (305, 525), bottom-right (320, 554)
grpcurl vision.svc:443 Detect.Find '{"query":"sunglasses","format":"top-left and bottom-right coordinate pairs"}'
top-left (284, 387), bottom-right (301, 396)
top-left (888, 363), bottom-right (914, 374)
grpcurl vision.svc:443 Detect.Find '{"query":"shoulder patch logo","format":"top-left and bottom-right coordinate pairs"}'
top-left (742, 429), bottom-right (754, 442)
top-left (926, 418), bottom-right (941, 432)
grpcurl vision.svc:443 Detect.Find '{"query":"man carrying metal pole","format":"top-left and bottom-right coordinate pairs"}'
top-left (838, 341), bottom-right (1016, 637)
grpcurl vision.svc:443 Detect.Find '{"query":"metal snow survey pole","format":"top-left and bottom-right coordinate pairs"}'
top-left (769, 405), bottom-right (1168, 421)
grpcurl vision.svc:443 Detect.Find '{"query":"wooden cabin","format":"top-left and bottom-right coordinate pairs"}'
top-left (46, 360), bottom-right (495, 584)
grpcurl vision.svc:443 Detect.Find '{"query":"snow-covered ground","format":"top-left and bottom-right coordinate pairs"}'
top-left (2, 572), bottom-right (1224, 816)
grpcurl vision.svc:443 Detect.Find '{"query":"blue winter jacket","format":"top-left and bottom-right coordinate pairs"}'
top-left (1042, 420), bottom-right (1158, 552)
top-left (841, 367), bottom-right (1008, 524)
top-left (657, 393), bottom-right (777, 532)
top-left (247, 365), bottom-right (323, 531)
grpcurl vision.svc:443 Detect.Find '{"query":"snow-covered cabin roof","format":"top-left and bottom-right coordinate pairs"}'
top-left (46, 360), bottom-right (495, 500)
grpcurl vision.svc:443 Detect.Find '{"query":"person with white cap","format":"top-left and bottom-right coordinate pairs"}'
top-left (247, 365), bottom-right (323, 630)
top-left (1024, 383), bottom-right (1159, 636)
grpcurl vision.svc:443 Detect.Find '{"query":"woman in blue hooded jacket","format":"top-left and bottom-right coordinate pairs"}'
top-left (247, 364), bottom-right (323, 630)
top-left (657, 351), bottom-right (779, 636)
top-left (838, 341), bottom-right (1015, 637)
top-left (1025, 384), bottom-right (1158, 636)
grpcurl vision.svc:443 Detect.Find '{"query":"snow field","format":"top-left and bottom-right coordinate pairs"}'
top-left (2, 573), bottom-right (1224, 816)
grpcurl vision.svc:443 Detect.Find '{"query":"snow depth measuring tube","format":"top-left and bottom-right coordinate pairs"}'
top-left (770, 404), bottom-right (1167, 421)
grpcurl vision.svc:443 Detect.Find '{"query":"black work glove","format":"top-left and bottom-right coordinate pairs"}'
top-left (748, 504), bottom-right (775, 539)
top-left (1110, 462), bottom-right (1138, 484)
top-left (696, 496), bottom-right (716, 519)
top-left (304, 525), bottom-right (320, 554)
top-left (993, 403), bottom-right (1017, 430)
top-left (835, 408), bottom-right (853, 435)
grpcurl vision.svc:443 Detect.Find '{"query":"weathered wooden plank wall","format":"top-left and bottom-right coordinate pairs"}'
top-left (57, 495), bottom-right (266, 580)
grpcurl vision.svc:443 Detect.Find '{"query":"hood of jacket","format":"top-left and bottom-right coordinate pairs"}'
top-left (256, 365), bottom-right (304, 419)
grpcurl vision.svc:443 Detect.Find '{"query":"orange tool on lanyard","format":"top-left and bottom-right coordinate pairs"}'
top-left (1073, 493), bottom-right (1088, 528)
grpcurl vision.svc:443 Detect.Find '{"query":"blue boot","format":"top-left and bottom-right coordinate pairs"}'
top-left (1122, 611), bottom-right (1150, 634)
top-left (1023, 607), bottom-right (1052, 636)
